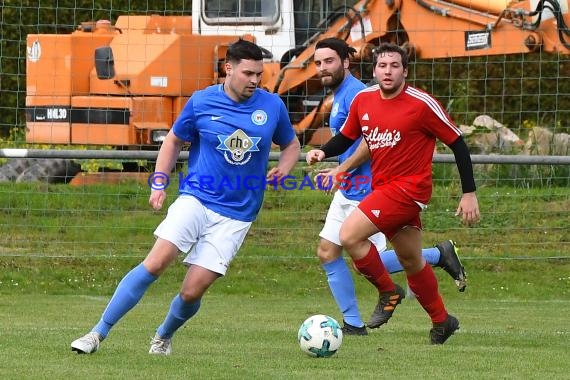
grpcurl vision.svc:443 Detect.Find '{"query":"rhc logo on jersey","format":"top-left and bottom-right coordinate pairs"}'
top-left (217, 129), bottom-right (261, 165)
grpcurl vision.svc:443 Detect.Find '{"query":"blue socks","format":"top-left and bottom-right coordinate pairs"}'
top-left (323, 257), bottom-right (364, 328)
top-left (157, 294), bottom-right (201, 339)
top-left (420, 247), bottom-right (442, 267)
top-left (380, 247), bottom-right (441, 273)
top-left (93, 263), bottom-right (157, 338)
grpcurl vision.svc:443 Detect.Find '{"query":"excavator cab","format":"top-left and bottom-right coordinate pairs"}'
top-left (292, 0), bottom-right (334, 48)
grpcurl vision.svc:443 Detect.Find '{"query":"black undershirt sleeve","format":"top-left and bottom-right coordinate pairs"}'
top-left (449, 136), bottom-right (477, 193)
top-left (320, 133), bottom-right (357, 159)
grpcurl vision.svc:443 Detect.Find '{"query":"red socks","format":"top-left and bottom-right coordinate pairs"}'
top-left (407, 264), bottom-right (447, 323)
top-left (353, 244), bottom-right (395, 294)
top-left (354, 246), bottom-right (448, 324)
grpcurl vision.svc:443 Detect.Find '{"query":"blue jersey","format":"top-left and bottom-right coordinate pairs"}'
top-left (173, 84), bottom-right (296, 222)
top-left (329, 74), bottom-right (371, 201)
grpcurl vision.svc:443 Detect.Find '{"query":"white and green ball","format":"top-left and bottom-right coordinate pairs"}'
top-left (297, 314), bottom-right (343, 357)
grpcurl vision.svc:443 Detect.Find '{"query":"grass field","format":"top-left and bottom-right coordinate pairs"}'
top-left (0, 179), bottom-right (569, 379)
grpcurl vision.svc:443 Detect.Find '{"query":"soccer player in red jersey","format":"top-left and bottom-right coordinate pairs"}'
top-left (306, 42), bottom-right (480, 344)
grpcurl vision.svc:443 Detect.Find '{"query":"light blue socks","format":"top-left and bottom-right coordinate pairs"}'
top-left (323, 257), bottom-right (365, 328)
top-left (156, 294), bottom-right (201, 339)
top-left (380, 247), bottom-right (441, 273)
top-left (93, 263), bottom-right (157, 338)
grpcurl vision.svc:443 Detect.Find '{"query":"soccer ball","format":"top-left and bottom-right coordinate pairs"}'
top-left (297, 314), bottom-right (343, 357)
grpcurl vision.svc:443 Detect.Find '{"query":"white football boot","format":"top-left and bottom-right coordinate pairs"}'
top-left (149, 334), bottom-right (172, 355)
top-left (71, 332), bottom-right (102, 354)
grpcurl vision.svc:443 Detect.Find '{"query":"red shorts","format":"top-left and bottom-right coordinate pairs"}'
top-left (357, 183), bottom-right (423, 241)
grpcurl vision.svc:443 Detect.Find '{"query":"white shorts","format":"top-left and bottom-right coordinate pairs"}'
top-left (154, 195), bottom-right (251, 275)
top-left (319, 191), bottom-right (387, 252)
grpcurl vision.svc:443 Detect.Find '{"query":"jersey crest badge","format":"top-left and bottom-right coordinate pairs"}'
top-left (251, 110), bottom-right (268, 125)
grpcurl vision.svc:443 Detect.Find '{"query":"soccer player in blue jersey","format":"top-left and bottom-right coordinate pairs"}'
top-left (70, 39), bottom-right (301, 355)
top-left (312, 38), bottom-right (467, 335)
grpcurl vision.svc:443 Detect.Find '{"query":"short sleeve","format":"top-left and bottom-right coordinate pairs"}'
top-left (172, 96), bottom-right (197, 143)
top-left (272, 97), bottom-right (296, 146)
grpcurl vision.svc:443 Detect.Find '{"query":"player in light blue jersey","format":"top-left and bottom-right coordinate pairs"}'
top-left (312, 38), bottom-right (467, 335)
top-left (70, 39), bottom-right (300, 355)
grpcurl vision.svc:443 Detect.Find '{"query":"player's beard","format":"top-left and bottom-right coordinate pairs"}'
top-left (320, 69), bottom-right (344, 90)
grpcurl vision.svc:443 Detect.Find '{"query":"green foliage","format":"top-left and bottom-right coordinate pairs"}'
top-left (407, 54), bottom-right (569, 133)
top-left (0, 126), bottom-right (51, 165)
top-left (477, 163), bottom-right (570, 188)
top-left (0, 126), bottom-right (28, 152)
top-left (431, 161), bottom-right (570, 189)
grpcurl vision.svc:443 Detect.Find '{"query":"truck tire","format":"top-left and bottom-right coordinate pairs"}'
top-left (0, 158), bottom-right (37, 182)
top-left (16, 159), bottom-right (81, 184)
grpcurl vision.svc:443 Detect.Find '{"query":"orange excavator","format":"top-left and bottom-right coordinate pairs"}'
top-left (25, 0), bottom-right (570, 149)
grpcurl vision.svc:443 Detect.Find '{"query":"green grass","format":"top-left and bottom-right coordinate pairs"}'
top-left (0, 180), bottom-right (569, 379)
top-left (1, 275), bottom-right (569, 379)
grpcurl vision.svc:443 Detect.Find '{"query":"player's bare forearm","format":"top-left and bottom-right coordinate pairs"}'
top-left (267, 137), bottom-right (301, 181)
top-left (154, 130), bottom-right (185, 175)
top-left (149, 130), bottom-right (184, 211)
top-left (336, 139), bottom-right (369, 173)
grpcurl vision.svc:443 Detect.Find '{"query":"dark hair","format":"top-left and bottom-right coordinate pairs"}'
top-left (315, 37), bottom-right (357, 61)
top-left (373, 43), bottom-right (408, 69)
top-left (226, 39), bottom-right (263, 63)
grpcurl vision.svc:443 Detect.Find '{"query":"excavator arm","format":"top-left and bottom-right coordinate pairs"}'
top-left (262, 0), bottom-right (569, 144)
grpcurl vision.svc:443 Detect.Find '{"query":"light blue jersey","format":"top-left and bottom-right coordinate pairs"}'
top-left (173, 84), bottom-right (296, 222)
top-left (329, 74), bottom-right (371, 201)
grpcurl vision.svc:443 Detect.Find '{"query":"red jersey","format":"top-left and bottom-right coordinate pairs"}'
top-left (340, 84), bottom-right (462, 204)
